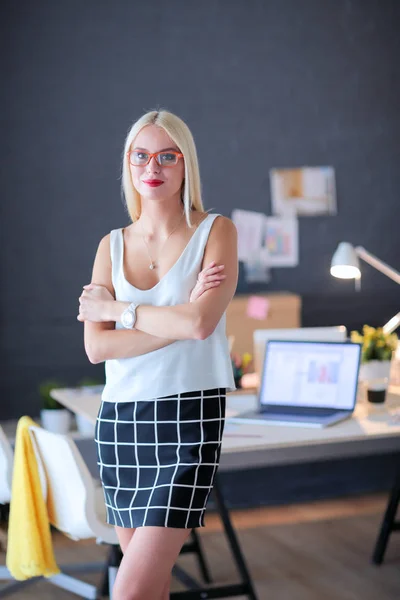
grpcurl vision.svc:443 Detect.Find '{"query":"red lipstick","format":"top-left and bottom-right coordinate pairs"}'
top-left (143, 179), bottom-right (163, 187)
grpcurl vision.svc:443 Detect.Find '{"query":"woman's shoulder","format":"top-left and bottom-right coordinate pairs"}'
top-left (192, 211), bottom-right (236, 244)
top-left (192, 210), bottom-right (233, 228)
top-left (206, 213), bottom-right (236, 235)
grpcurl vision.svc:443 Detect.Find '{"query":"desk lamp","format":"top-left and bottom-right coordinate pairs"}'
top-left (330, 242), bottom-right (400, 334)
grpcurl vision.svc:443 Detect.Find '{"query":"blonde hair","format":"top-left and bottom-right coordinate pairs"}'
top-left (121, 110), bottom-right (204, 226)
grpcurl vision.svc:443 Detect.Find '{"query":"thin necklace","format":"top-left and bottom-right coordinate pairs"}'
top-left (139, 211), bottom-right (185, 270)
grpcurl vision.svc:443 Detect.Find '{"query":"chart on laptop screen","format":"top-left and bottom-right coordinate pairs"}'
top-left (260, 341), bottom-right (361, 410)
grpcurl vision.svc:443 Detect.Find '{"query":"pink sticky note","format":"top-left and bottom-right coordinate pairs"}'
top-left (246, 296), bottom-right (269, 320)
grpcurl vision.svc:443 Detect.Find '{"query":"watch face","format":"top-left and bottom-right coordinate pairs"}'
top-left (123, 311), bottom-right (134, 327)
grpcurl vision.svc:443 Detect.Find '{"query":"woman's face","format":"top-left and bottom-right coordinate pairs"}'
top-left (129, 125), bottom-right (185, 203)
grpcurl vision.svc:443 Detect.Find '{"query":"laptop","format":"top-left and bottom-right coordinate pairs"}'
top-left (232, 339), bottom-right (361, 428)
top-left (253, 326), bottom-right (348, 383)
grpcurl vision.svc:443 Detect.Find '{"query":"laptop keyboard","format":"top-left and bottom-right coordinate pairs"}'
top-left (263, 408), bottom-right (342, 418)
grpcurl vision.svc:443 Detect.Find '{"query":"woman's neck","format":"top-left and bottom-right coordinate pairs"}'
top-left (138, 198), bottom-right (187, 238)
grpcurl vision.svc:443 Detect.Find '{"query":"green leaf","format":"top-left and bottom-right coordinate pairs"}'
top-left (39, 379), bottom-right (66, 410)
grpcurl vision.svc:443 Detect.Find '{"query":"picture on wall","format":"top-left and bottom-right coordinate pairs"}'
top-left (261, 217), bottom-right (299, 268)
top-left (270, 166), bottom-right (337, 216)
top-left (231, 209), bottom-right (265, 262)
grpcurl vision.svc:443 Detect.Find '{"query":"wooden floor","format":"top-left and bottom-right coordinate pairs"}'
top-left (1, 493), bottom-right (399, 599)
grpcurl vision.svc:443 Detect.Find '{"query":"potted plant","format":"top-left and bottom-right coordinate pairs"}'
top-left (351, 326), bottom-right (398, 402)
top-left (230, 352), bottom-right (253, 388)
top-left (39, 379), bottom-right (71, 434)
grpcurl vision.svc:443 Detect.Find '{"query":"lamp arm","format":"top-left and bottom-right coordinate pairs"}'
top-left (383, 312), bottom-right (400, 335)
top-left (355, 246), bottom-right (400, 285)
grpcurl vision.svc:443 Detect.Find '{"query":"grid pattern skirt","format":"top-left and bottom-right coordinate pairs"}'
top-left (95, 388), bottom-right (226, 529)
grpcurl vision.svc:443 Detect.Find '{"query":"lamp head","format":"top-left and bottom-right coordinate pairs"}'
top-left (330, 242), bottom-right (361, 279)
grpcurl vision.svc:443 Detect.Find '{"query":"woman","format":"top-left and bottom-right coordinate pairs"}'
top-left (78, 109), bottom-right (238, 600)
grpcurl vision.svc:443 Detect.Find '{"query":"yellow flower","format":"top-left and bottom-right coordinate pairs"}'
top-left (351, 331), bottom-right (363, 344)
top-left (242, 353), bottom-right (252, 369)
top-left (363, 325), bottom-right (375, 336)
top-left (353, 324), bottom-right (398, 362)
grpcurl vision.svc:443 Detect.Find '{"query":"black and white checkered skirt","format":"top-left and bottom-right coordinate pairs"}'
top-left (95, 388), bottom-right (226, 529)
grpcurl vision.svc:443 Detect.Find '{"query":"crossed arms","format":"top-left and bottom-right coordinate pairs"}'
top-left (82, 217), bottom-right (238, 364)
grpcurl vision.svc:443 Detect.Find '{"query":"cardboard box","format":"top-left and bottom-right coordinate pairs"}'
top-left (226, 293), bottom-right (301, 357)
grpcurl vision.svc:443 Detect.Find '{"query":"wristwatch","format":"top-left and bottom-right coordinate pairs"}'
top-left (120, 303), bottom-right (138, 329)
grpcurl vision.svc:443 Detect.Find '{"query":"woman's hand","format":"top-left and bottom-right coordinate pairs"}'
top-left (190, 262), bottom-right (225, 303)
top-left (77, 283), bottom-right (115, 322)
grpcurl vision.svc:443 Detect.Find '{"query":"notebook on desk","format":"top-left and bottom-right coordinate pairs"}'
top-left (230, 340), bottom-right (362, 428)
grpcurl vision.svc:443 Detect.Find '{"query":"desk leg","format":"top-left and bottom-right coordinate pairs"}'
top-left (212, 475), bottom-right (258, 600)
top-left (372, 467), bottom-right (400, 565)
top-left (170, 474), bottom-right (258, 599)
top-left (181, 530), bottom-right (213, 583)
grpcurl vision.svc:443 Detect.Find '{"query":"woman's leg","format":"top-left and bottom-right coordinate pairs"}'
top-left (160, 572), bottom-right (172, 600)
top-left (112, 526), bottom-right (192, 600)
top-left (115, 526), bottom-right (136, 554)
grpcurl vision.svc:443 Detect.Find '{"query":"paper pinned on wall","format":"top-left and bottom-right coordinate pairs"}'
top-left (262, 217), bottom-right (299, 268)
top-left (270, 166), bottom-right (336, 216)
top-left (231, 209), bottom-right (265, 262)
top-left (246, 296), bottom-right (270, 320)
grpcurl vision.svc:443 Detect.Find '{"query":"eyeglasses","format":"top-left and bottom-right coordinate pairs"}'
top-left (127, 150), bottom-right (184, 167)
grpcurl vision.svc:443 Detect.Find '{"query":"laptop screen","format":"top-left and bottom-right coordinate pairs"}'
top-left (259, 340), bottom-right (361, 410)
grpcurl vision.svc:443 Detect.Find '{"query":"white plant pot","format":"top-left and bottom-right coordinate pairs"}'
top-left (76, 413), bottom-right (96, 437)
top-left (359, 360), bottom-right (392, 386)
top-left (40, 409), bottom-right (71, 434)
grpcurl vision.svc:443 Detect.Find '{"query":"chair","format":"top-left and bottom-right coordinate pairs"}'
top-left (0, 424), bottom-right (217, 598)
top-left (0, 426), bottom-right (13, 553)
top-left (0, 424), bottom-right (120, 598)
top-left (0, 426), bottom-right (13, 506)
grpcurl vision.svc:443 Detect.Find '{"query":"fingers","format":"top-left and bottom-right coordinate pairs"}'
top-left (203, 273), bottom-right (226, 283)
top-left (198, 264), bottom-right (225, 284)
top-left (196, 279), bottom-right (224, 292)
top-left (79, 290), bottom-right (93, 301)
top-left (78, 284), bottom-right (97, 321)
top-left (81, 286), bottom-right (102, 298)
top-left (197, 280), bottom-right (223, 294)
top-left (204, 263), bottom-right (224, 274)
top-left (197, 274), bottom-right (226, 289)
top-left (205, 265), bottom-right (225, 276)
top-left (200, 263), bottom-right (224, 275)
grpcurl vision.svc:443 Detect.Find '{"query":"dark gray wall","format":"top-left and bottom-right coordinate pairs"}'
top-left (1, 0), bottom-right (399, 419)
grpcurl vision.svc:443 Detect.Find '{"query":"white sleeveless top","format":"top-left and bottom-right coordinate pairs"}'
top-left (101, 213), bottom-right (236, 403)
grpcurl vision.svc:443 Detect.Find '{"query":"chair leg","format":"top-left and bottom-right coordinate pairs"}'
top-left (99, 547), bottom-right (111, 597)
top-left (372, 468), bottom-right (400, 565)
top-left (97, 544), bottom-right (122, 598)
top-left (190, 529), bottom-right (213, 583)
top-left (48, 573), bottom-right (98, 599)
top-left (108, 566), bottom-right (118, 599)
top-left (0, 570), bottom-right (99, 599)
top-left (108, 544), bottom-right (122, 599)
top-left (0, 578), bottom-right (39, 598)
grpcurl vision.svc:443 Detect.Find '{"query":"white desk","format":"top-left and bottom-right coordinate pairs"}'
top-left (50, 386), bottom-right (400, 470)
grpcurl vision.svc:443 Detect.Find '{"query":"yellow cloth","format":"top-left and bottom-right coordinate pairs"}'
top-left (6, 416), bottom-right (60, 580)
